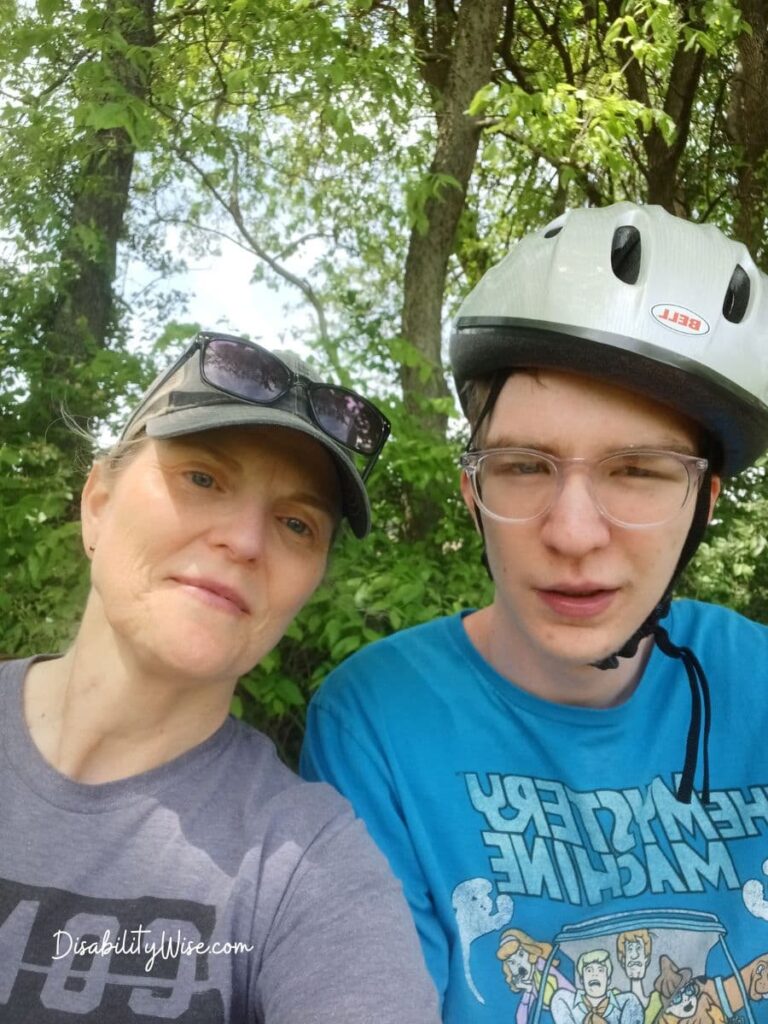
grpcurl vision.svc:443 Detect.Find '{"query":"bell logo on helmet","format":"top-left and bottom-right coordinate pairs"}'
top-left (651, 304), bottom-right (710, 336)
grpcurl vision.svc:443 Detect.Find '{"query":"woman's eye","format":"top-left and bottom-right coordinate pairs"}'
top-left (187, 471), bottom-right (215, 489)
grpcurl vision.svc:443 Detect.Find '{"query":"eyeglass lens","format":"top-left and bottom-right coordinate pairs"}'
top-left (476, 450), bottom-right (694, 526)
top-left (202, 338), bottom-right (386, 457)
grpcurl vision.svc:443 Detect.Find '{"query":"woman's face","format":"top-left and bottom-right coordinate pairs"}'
top-left (82, 427), bottom-right (340, 688)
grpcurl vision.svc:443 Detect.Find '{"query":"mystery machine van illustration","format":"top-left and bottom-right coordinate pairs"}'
top-left (518, 910), bottom-right (768, 1024)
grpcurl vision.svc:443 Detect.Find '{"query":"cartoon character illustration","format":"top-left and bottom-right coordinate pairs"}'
top-left (496, 928), bottom-right (574, 1024)
top-left (646, 952), bottom-right (768, 1024)
top-left (451, 877), bottom-right (514, 1003)
top-left (699, 955), bottom-right (768, 1023)
top-left (551, 948), bottom-right (644, 1024)
top-left (524, 910), bottom-right (767, 1024)
top-left (616, 930), bottom-right (653, 1007)
top-left (731, 955), bottom-right (768, 1003)
top-left (742, 858), bottom-right (768, 923)
top-left (644, 955), bottom-right (724, 1024)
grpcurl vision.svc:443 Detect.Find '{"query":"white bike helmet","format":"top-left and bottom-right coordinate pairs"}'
top-left (450, 203), bottom-right (768, 806)
top-left (451, 202), bottom-right (768, 476)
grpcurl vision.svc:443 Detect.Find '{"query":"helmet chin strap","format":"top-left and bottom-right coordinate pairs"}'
top-left (590, 468), bottom-right (715, 806)
top-left (591, 468), bottom-right (713, 671)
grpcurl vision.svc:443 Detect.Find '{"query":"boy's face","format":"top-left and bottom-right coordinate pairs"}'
top-left (461, 370), bottom-right (720, 673)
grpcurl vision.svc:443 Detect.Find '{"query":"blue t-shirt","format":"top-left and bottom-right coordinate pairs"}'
top-left (301, 599), bottom-right (768, 1024)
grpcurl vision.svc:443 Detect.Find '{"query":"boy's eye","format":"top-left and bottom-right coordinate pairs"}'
top-left (187, 471), bottom-right (215, 489)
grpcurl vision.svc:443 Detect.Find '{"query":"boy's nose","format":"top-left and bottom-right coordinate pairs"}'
top-left (538, 469), bottom-right (611, 556)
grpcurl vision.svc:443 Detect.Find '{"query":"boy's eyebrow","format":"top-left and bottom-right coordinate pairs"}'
top-left (481, 437), bottom-right (556, 453)
top-left (482, 436), bottom-right (699, 456)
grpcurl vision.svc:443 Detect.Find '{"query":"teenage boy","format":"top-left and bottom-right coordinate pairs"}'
top-left (301, 203), bottom-right (768, 1021)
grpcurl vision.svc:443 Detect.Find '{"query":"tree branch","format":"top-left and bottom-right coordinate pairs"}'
top-left (527, 0), bottom-right (574, 85)
top-left (174, 148), bottom-right (331, 350)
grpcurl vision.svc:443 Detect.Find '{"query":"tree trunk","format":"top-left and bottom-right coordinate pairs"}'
top-left (727, 0), bottom-right (768, 259)
top-left (400, 0), bottom-right (506, 433)
top-left (27, 0), bottom-right (155, 437)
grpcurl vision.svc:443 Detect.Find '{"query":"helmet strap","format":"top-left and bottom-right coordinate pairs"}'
top-left (464, 371), bottom-right (507, 580)
top-left (473, 502), bottom-right (493, 579)
top-left (591, 465), bottom-right (713, 670)
top-left (464, 372), bottom-right (508, 453)
top-left (591, 466), bottom-right (715, 807)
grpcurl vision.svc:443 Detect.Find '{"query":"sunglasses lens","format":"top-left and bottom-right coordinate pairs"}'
top-left (203, 338), bottom-right (290, 401)
top-left (199, 336), bottom-right (387, 464)
top-left (311, 386), bottom-right (385, 455)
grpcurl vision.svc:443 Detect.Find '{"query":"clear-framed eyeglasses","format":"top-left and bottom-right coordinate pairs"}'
top-left (459, 448), bottom-right (709, 528)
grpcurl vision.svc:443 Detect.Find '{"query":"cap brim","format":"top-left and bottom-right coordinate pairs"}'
top-left (144, 403), bottom-right (371, 538)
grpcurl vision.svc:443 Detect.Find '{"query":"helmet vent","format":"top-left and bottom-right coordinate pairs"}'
top-left (611, 225), bottom-right (642, 284)
top-left (544, 225), bottom-right (563, 239)
top-left (722, 265), bottom-right (750, 323)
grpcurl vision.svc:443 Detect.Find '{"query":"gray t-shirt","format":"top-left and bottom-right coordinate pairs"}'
top-left (0, 658), bottom-right (440, 1023)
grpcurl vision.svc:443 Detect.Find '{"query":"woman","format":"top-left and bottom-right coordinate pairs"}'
top-left (0, 333), bottom-right (440, 1022)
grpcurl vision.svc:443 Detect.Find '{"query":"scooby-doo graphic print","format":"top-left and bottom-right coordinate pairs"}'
top-left (451, 773), bottom-right (768, 1024)
top-left (482, 911), bottom-right (768, 1024)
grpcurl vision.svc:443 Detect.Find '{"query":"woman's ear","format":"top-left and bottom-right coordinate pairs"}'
top-left (81, 461), bottom-right (112, 556)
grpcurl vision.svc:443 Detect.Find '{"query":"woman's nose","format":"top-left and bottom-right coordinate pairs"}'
top-left (210, 501), bottom-right (268, 562)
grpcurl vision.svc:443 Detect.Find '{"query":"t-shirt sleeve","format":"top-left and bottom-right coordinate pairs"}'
top-left (255, 806), bottom-right (440, 1023)
top-left (301, 681), bottom-right (451, 1007)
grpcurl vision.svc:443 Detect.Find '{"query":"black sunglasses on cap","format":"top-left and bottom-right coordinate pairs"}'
top-left (124, 333), bottom-right (391, 482)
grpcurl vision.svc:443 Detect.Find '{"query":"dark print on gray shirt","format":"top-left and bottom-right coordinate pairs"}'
top-left (0, 876), bottom-right (226, 1021)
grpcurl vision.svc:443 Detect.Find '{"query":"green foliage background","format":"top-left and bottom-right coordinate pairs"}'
top-left (1, 0), bottom-right (767, 767)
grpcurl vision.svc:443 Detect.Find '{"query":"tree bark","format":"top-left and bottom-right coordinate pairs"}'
top-left (727, 1), bottom-right (768, 258)
top-left (400, 0), bottom-right (506, 433)
top-left (28, 0), bottom-right (155, 435)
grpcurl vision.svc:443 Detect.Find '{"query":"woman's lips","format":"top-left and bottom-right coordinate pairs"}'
top-left (536, 586), bottom-right (618, 619)
top-left (173, 577), bottom-right (249, 615)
